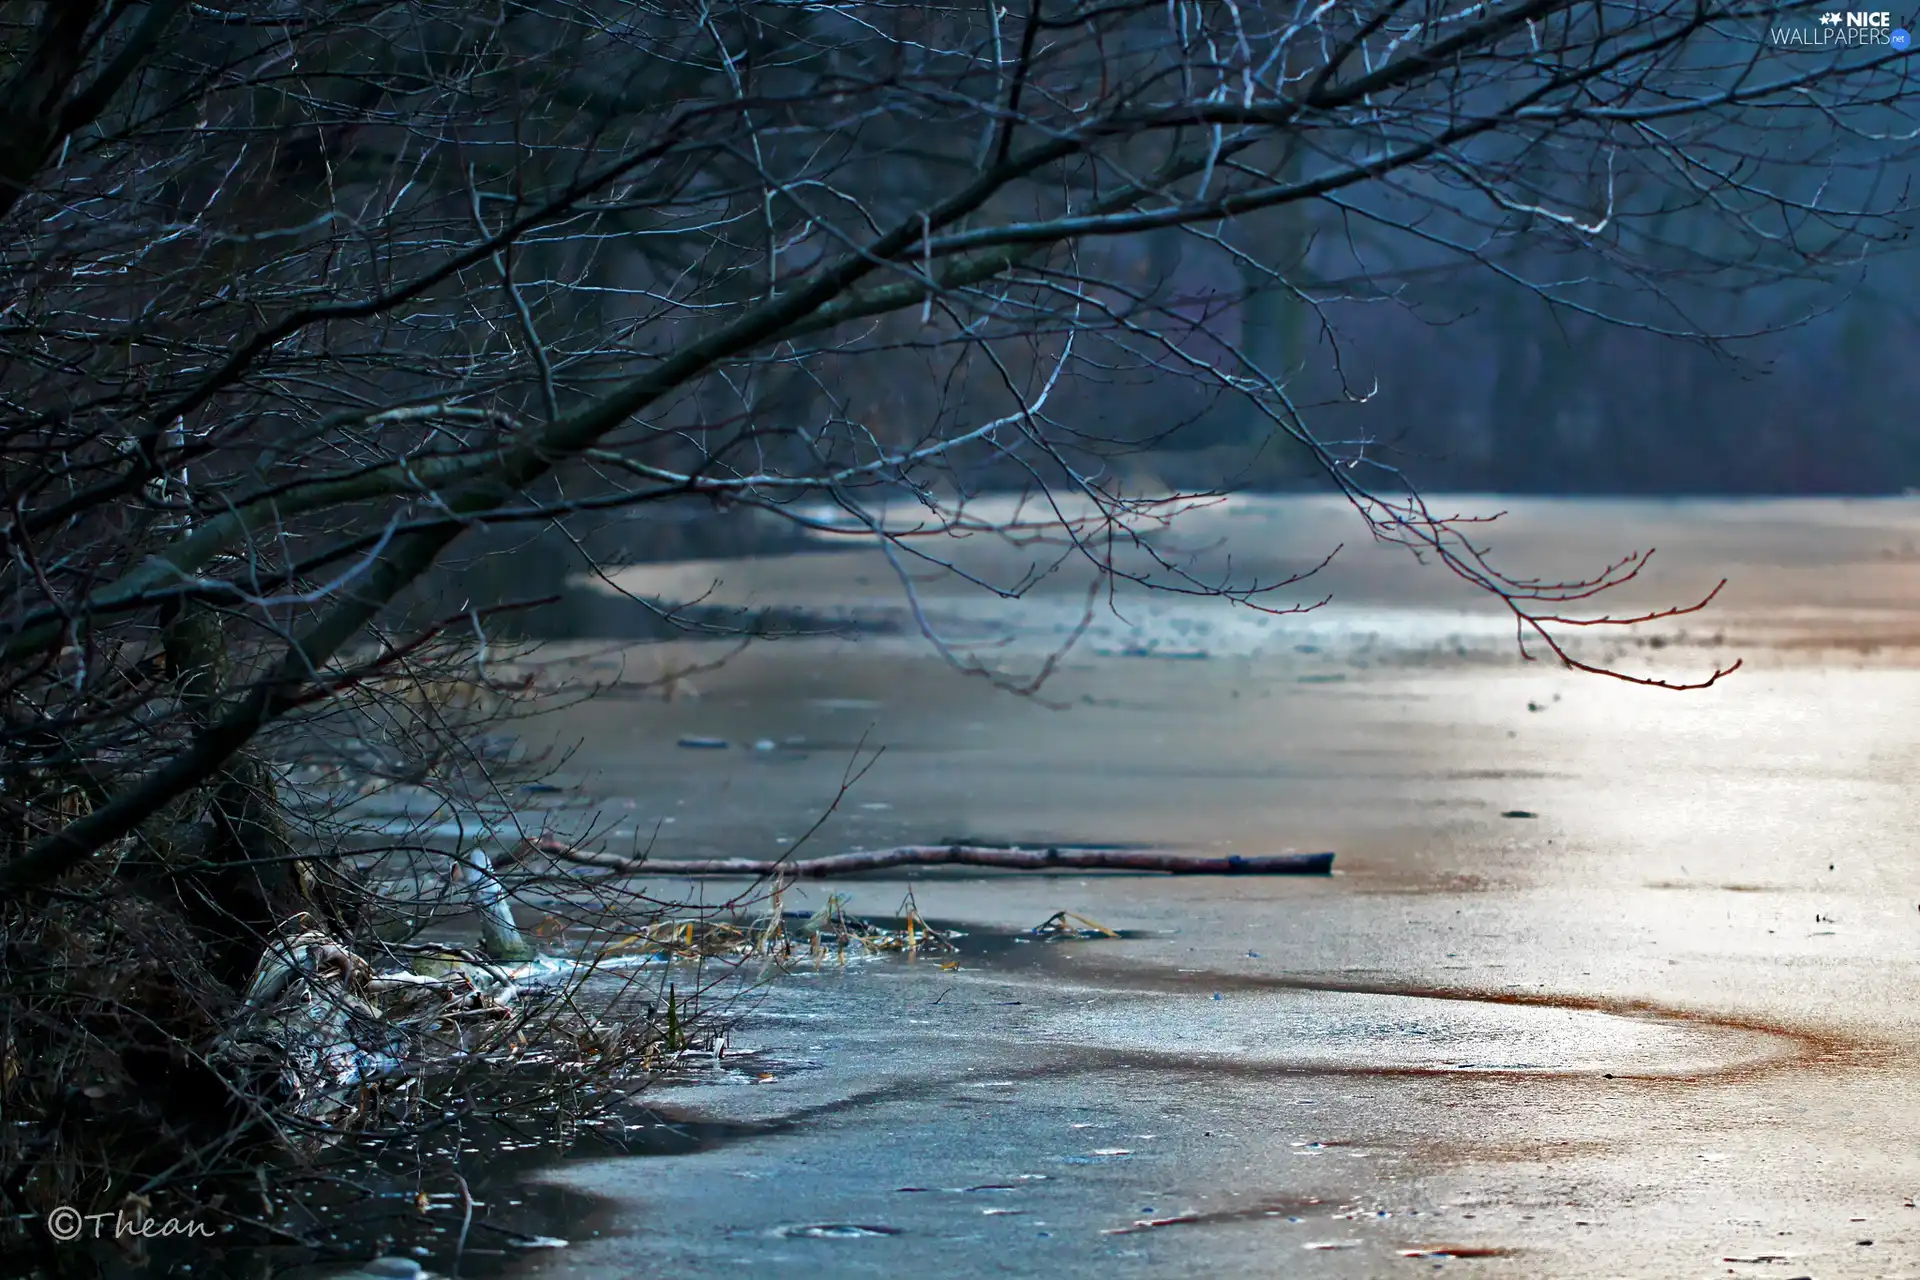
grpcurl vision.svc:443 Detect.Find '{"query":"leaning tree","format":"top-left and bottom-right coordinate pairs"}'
top-left (0, 0), bottom-right (1907, 1263)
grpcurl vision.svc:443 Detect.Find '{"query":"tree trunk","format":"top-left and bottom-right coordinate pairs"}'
top-left (149, 603), bottom-right (342, 988)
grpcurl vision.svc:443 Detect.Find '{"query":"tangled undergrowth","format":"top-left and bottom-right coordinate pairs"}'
top-left (2, 800), bottom-right (1000, 1277)
top-left (0, 875), bottom-right (703, 1275)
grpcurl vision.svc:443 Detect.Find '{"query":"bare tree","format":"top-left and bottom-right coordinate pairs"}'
top-left (0, 0), bottom-right (1908, 1263)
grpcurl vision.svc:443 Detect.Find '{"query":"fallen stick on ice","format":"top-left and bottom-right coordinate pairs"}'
top-left (515, 840), bottom-right (1335, 878)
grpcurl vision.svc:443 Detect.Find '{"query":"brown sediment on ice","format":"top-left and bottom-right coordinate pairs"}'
top-left (1401, 1136), bottom-right (1612, 1167)
top-left (1014, 954), bottom-right (1895, 1086)
top-left (1102, 1195), bottom-right (1329, 1234)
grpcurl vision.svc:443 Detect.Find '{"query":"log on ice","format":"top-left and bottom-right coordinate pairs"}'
top-left (520, 840), bottom-right (1335, 878)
